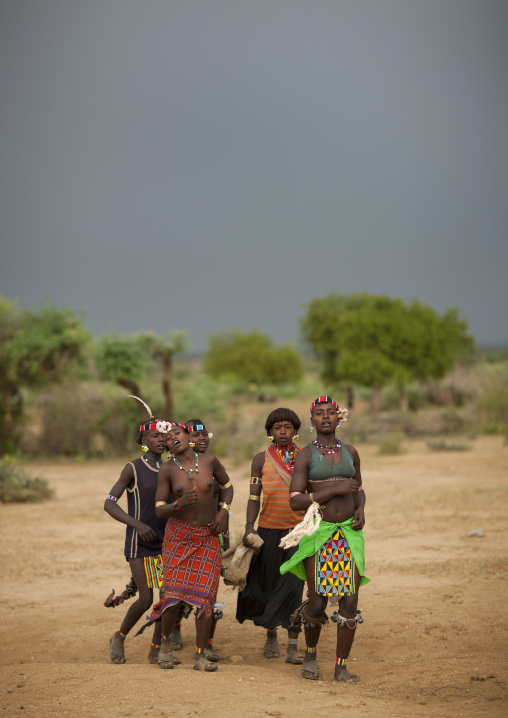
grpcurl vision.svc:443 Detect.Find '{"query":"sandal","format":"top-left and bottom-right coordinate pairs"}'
top-left (158, 651), bottom-right (178, 669)
top-left (193, 656), bottom-right (218, 672)
top-left (109, 634), bottom-right (126, 665)
top-left (302, 659), bottom-right (320, 680)
top-left (285, 651), bottom-right (305, 665)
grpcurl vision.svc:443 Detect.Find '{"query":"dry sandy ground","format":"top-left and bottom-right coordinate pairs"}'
top-left (1, 436), bottom-right (507, 718)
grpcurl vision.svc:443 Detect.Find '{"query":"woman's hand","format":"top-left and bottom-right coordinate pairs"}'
top-left (135, 522), bottom-right (158, 542)
top-left (352, 506), bottom-right (365, 530)
top-left (243, 526), bottom-right (260, 547)
top-left (335, 477), bottom-right (360, 495)
top-left (208, 508), bottom-right (228, 535)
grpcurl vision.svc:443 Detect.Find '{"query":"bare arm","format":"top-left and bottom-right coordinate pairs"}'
top-left (349, 446), bottom-right (366, 530)
top-left (243, 452), bottom-right (264, 544)
top-left (209, 455), bottom-right (234, 534)
top-left (104, 463), bottom-right (158, 543)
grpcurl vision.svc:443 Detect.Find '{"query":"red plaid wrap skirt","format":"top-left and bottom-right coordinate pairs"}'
top-left (148, 517), bottom-right (221, 619)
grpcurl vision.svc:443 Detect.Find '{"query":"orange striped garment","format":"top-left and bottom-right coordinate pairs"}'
top-left (258, 452), bottom-right (306, 530)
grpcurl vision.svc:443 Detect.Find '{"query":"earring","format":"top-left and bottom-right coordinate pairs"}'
top-left (189, 441), bottom-right (196, 448)
top-left (268, 436), bottom-right (274, 442)
top-left (292, 434), bottom-right (299, 442)
top-left (309, 423), bottom-right (314, 432)
top-left (208, 433), bottom-right (213, 439)
top-left (141, 444), bottom-right (149, 453)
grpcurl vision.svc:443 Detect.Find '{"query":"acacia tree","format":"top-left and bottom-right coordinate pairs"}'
top-left (204, 329), bottom-right (304, 386)
top-left (0, 296), bottom-right (90, 452)
top-left (95, 330), bottom-right (188, 419)
top-left (301, 293), bottom-right (473, 411)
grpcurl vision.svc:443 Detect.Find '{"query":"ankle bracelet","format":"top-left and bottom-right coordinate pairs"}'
top-left (118, 630), bottom-right (126, 638)
top-left (336, 657), bottom-right (346, 666)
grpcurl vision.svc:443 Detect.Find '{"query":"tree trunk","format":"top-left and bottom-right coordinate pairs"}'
top-left (399, 387), bottom-right (409, 412)
top-left (162, 353), bottom-right (173, 419)
top-left (371, 386), bottom-right (381, 414)
top-left (117, 379), bottom-right (143, 408)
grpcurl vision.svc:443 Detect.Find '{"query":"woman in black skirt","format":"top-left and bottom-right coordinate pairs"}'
top-left (236, 408), bottom-right (306, 664)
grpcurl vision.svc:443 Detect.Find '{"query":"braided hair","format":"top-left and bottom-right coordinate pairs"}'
top-left (265, 408), bottom-right (301, 436)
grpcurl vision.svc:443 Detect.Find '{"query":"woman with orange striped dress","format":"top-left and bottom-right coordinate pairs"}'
top-left (236, 408), bottom-right (306, 664)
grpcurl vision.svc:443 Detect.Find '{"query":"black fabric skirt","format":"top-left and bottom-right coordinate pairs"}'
top-left (236, 526), bottom-right (304, 632)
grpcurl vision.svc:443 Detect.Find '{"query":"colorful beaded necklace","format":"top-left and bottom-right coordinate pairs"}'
top-left (173, 452), bottom-right (199, 480)
top-left (312, 438), bottom-right (341, 455)
top-left (273, 441), bottom-right (298, 470)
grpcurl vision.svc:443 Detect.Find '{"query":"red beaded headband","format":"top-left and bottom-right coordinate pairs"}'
top-left (310, 396), bottom-right (349, 423)
top-left (310, 395), bottom-right (338, 411)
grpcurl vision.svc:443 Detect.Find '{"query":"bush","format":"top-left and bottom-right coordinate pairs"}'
top-left (204, 330), bottom-right (304, 386)
top-left (0, 460), bottom-right (53, 502)
top-left (25, 383), bottom-right (140, 458)
top-left (377, 433), bottom-right (406, 456)
top-left (427, 439), bottom-right (470, 452)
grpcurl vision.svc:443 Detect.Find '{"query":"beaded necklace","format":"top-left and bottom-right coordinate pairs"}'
top-left (312, 438), bottom-right (341, 456)
top-left (143, 455), bottom-right (164, 470)
top-left (273, 441), bottom-right (297, 470)
top-left (173, 452), bottom-right (199, 480)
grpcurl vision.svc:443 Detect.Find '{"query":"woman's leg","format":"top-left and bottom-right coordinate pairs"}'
top-left (301, 554), bottom-right (328, 680)
top-left (109, 558), bottom-right (154, 664)
top-left (334, 566), bottom-right (361, 683)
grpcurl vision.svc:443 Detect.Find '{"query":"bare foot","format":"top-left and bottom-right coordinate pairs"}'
top-left (109, 632), bottom-right (126, 665)
top-left (263, 629), bottom-right (279, 659)
top-left (194, 654), bottom-right (218, 672)
top-left (334, 665), bottom-right (360, 683)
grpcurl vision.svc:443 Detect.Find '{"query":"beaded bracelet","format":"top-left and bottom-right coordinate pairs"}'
top-left (107, 495), bottom-right (118, 502)
top-left (172, 500), bottom-right (181, 511)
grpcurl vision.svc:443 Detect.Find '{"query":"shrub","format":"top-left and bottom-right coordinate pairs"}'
top-left (427, 439), bottom-right (470, 452)
top-left (0, 460), bottom-right (53, 502)
top-left (377, 433), bottom-right (406, 455)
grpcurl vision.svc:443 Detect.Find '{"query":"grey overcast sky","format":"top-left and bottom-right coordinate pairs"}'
top-left (1, 0), bottom-right (507, 350)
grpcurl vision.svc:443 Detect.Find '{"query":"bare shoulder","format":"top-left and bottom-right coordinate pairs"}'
top-left (252, 450), bottom-right (265, 465)
top-left (345, 444), bottom-right (360, 460)
top-left (295, 445), bottom-right (311, 464)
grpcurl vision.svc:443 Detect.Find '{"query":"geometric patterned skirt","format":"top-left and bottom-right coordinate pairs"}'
top-left (315, 529), bottom-right (356, 597)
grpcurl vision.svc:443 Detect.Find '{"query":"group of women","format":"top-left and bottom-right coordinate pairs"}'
top-left (104, 396), bottom-right (368, 683)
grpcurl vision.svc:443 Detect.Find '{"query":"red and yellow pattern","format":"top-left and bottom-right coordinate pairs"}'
top-left (148, 518), bottom-right (221, 619)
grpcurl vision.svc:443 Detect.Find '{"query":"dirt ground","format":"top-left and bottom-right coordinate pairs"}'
top-left (1, 436), bottom-right (507, 717)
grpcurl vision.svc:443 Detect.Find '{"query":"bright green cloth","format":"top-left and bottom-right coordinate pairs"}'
top-left (279, 517), bottom-right (370, 587)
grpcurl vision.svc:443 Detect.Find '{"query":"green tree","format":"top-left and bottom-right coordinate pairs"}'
top-left (95, 330), bottom-right (189, 419)
top-left (301, 293), bottom-right (473, 411)
top-left (0, 296), bottom-right (91, 452)
top-left (204, 329), bottom-right (304, 386)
